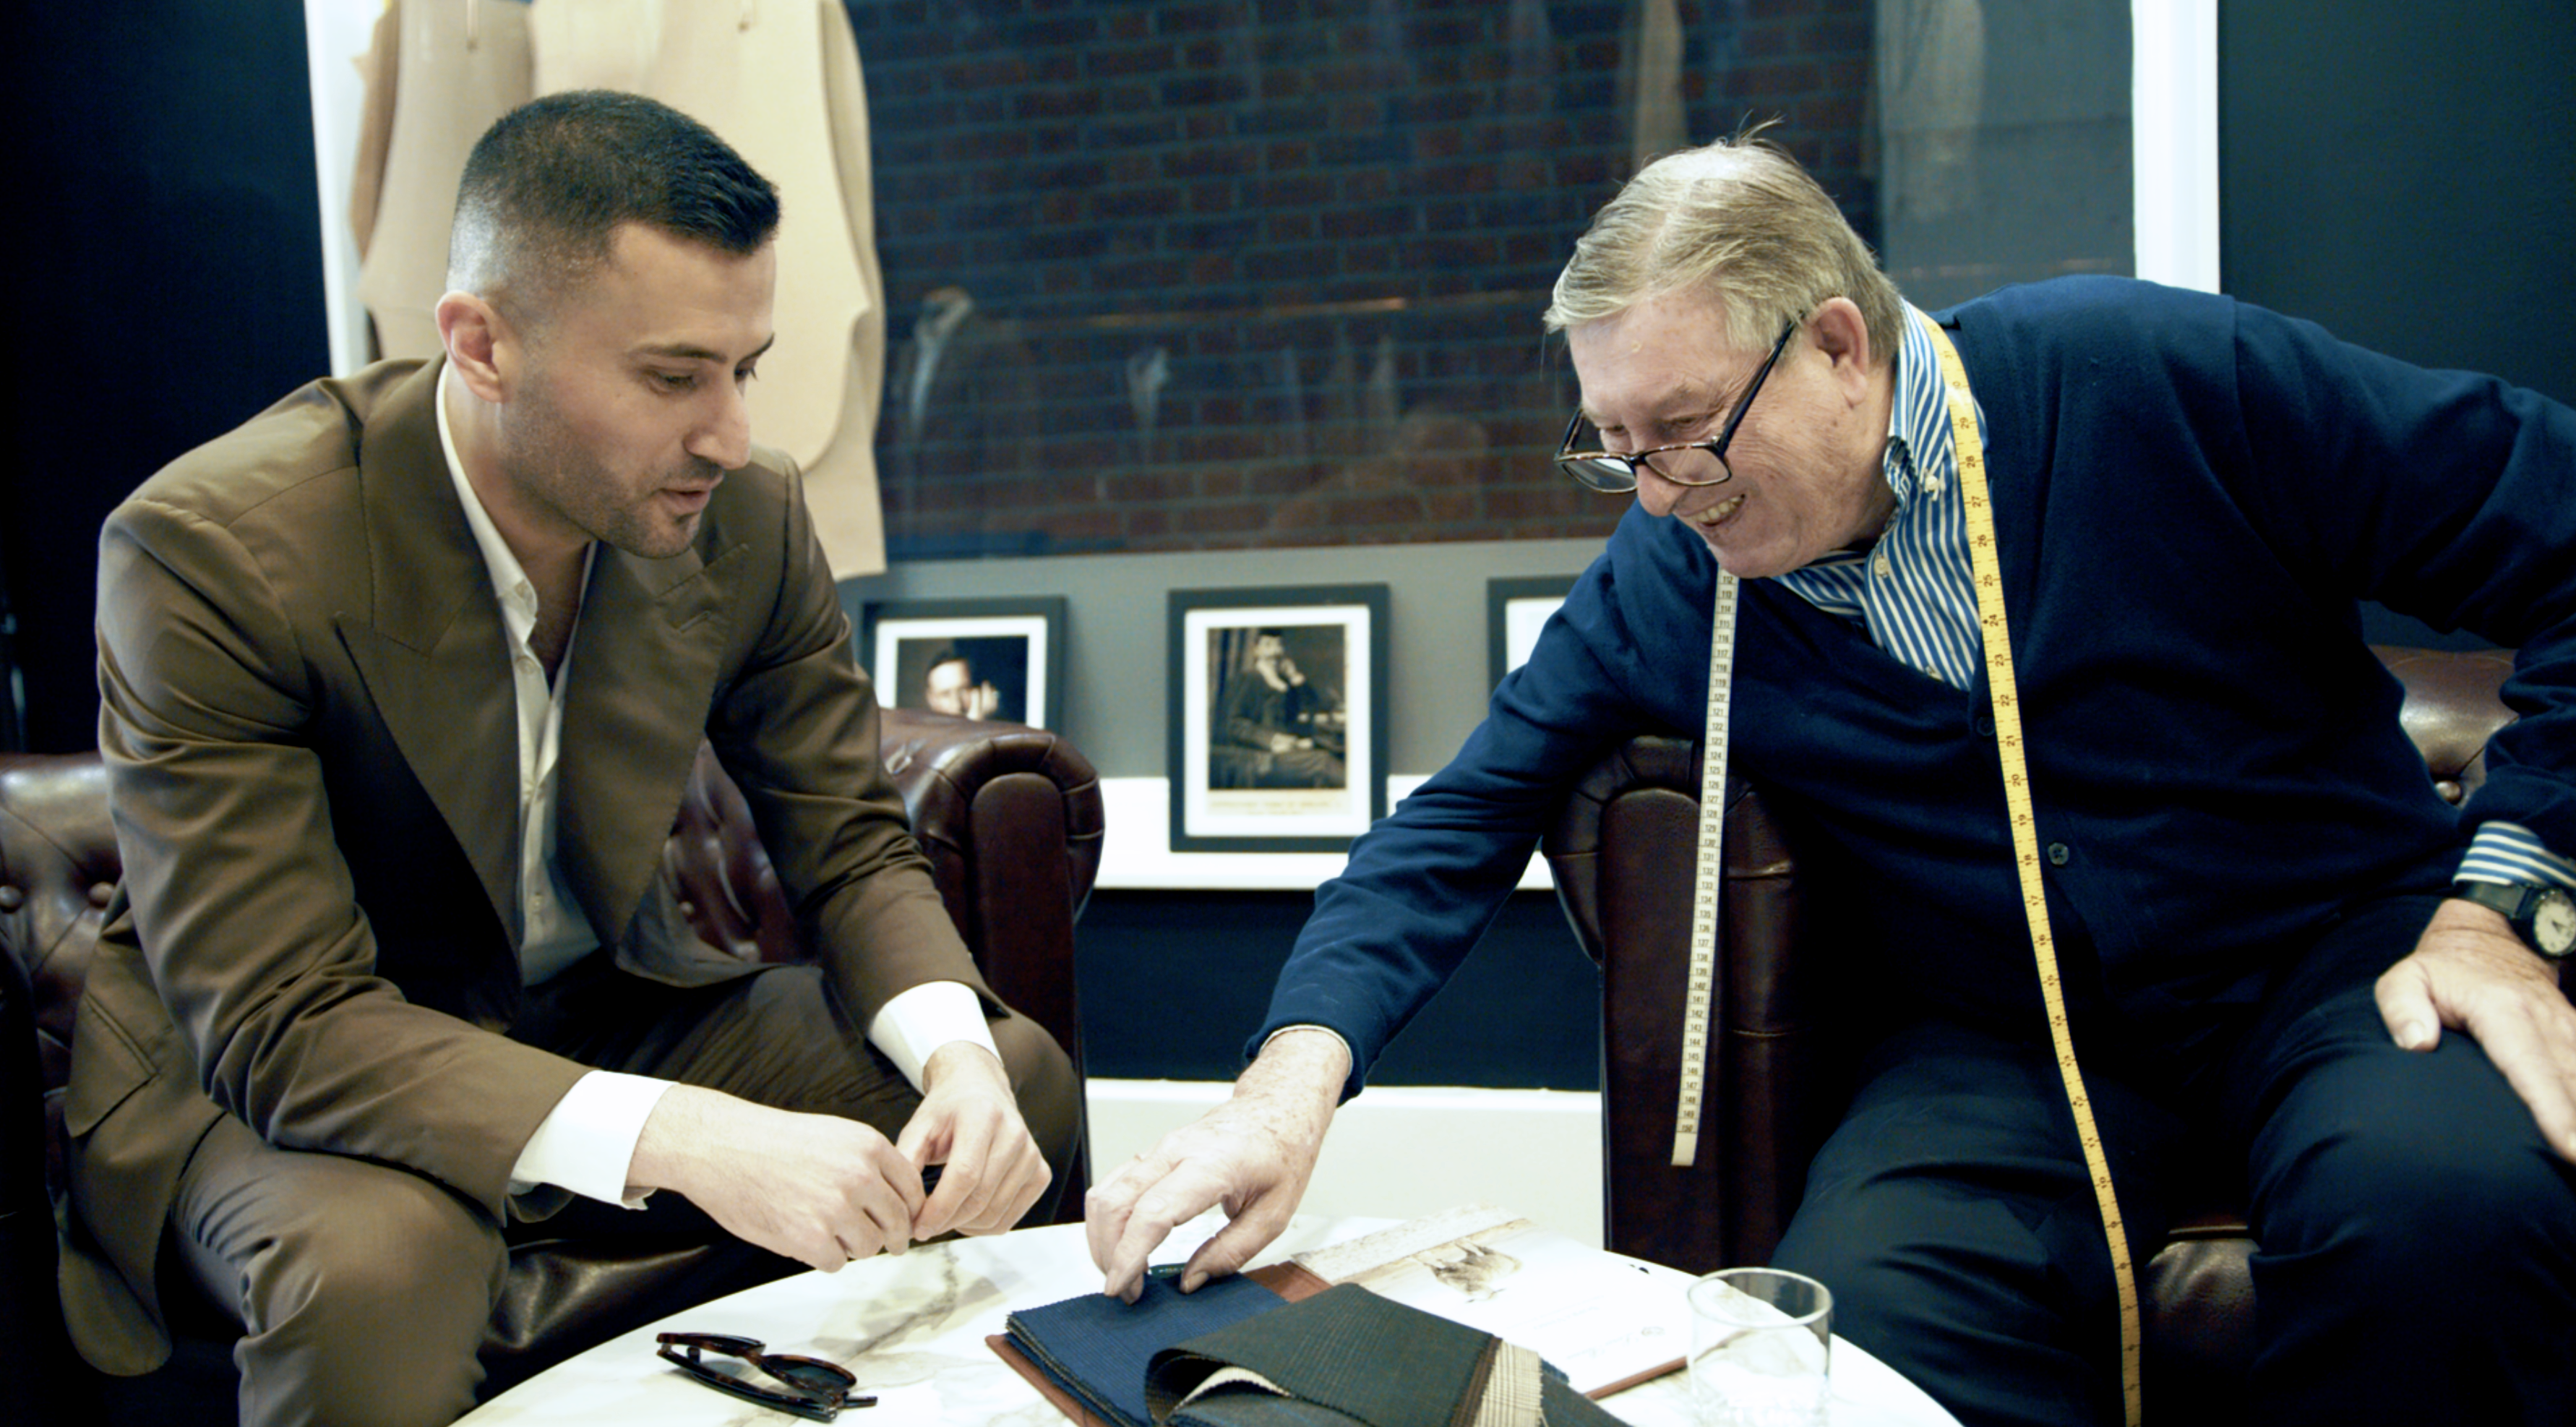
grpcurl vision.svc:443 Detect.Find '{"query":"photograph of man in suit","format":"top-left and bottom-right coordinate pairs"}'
top-left (1211, 627), bottom-right (1347, 790)
top-left (61, 90), bottom-right (1075, 1427)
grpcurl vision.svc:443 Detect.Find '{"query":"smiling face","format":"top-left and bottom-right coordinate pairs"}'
top-left (1565, 288), bottom-right (1896, 579)
top-left (483, 223), bottom-right (778, 563)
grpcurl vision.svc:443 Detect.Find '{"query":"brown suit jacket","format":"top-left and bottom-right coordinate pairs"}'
top-left (61, 359), bottom-right (988, 1373)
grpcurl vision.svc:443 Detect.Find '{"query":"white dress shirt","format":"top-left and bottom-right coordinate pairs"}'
top-left (434, 366), bottom-right (995, 1205)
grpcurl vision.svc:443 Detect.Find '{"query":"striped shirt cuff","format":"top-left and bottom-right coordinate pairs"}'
top-left (2455, 821), bottom-right (2576, 890)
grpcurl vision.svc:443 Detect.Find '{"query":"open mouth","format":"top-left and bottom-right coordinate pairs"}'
top-left (1692, 492), bottom-right (1747, 530)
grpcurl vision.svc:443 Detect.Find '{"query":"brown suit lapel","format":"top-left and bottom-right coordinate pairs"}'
top-left (328, 360), bottom-right (750, 956)
top-left (332, 361), bottom-right (521, 940)
top-left (556, 531), bottom-right (742, 949)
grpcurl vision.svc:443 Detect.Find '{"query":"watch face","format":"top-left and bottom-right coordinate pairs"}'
top-left (2535, 890), bottom-right (2576, 957)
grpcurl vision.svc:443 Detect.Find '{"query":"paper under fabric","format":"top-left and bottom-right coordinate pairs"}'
top-left (1144, 1285), bottom-right (1620, 1427)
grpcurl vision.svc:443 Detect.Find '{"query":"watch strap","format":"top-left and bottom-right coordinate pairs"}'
top-left (2451, 878), bottom-right (2576, 959)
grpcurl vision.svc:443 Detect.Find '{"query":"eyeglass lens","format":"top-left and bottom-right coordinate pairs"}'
top-left (1556, 317), bottom-right (1798, 492)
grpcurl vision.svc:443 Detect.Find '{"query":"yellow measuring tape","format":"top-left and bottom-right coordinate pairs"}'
top-left (1673, 567), bottom-right (1741, 1167)
top-left (1670, 316), bottom-right (2143, 1423)
top-left (1925, 316), bottom-right (2143, 1425)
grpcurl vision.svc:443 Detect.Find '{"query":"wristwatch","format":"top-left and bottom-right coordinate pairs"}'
top-left (2449, 879), bottom-right (2576, 960)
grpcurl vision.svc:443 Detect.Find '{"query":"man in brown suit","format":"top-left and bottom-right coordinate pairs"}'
top-left (62, 91), bottom-right (1076, 1427)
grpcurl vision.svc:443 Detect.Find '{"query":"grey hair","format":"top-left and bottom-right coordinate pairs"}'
top-left (1543, 128), bottom-right (1904, 364)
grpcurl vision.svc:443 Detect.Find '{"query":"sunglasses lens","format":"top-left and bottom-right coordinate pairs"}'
top-left (765, 1355), bottom-right (858, 1395)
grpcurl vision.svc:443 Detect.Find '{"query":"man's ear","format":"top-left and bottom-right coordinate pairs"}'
top-left (435, 291), bottom-right (512, 403)
top-left (1806, 296), bottom-right (1878, 406)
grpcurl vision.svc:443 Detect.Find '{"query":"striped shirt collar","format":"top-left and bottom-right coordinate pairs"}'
top-left (1774, 304), bottom-right (1988, 690)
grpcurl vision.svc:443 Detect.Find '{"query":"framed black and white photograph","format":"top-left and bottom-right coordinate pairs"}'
top-left (1487, 575), bottom-right (1577, 690)
top-left (1167, 584), bottom-right (1389, 853)
top-left (860, 597), bottom-right (1067, 731)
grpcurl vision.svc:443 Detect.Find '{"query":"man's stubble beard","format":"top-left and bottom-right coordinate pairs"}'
top-left (504, 380), bottom-right (716, 562)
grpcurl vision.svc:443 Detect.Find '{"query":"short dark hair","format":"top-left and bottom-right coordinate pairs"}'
top-left (447, 90), bottom-right (779, 317)
top-left (924, 648), bottom-right (971, 676)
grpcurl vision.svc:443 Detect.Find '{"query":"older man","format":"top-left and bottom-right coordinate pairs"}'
top-left (66, 91), bottom-right (1075, 1427)
top-left (1089, 134), bottom-right (2576, 1426)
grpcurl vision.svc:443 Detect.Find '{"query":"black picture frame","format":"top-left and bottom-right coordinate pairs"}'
top-left (1167, 583), bottom-right (1391, 853)
top-left (1485, 575), bottom-right (1579, 690)
top-left (859, 596), bottom-right (1068, 732)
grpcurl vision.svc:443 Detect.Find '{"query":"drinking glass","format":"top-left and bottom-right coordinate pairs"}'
top-left (1686, 1268), bottom-right (1833, 1427)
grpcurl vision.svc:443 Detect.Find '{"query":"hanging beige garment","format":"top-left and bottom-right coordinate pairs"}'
top-left (348, 0), bottom-right (402, 262)
top-left (1630, 0), bottom-right (1686, 172)
top-left (797, 0), bottom-right (889, 573)
top-left (1879, 0), bottom-right (1988, 224)
top-left (531, 0), bottom-right (868, 477)
top-left (354, 0), bottom-right (536, 363)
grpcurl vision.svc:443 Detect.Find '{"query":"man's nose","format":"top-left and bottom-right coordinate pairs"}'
top-left (1633, 460), bottom-right (1687, 520)
top-left (687, 381), bottom-right (753, 469)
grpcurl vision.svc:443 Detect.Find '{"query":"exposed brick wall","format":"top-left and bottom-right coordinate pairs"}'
top-left (851, 0), bottom-right (1873, 560)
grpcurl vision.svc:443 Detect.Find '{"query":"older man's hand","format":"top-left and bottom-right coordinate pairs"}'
top-left (1084, 1028), bottom-right (1349, 1301)
top-left (2377, 896), bottom-right (2576, 1162)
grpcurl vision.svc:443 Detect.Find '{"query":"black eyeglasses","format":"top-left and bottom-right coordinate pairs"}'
top-left (656, 1332), bottom-right (875, 1420)
top-left (1555, 317), bottom-right (1800, 493)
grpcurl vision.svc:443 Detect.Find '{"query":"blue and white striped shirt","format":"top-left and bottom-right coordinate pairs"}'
top-left (1771, 304), bottom-right (2573, 895)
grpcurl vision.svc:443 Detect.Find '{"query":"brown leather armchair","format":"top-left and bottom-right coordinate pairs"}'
top-left (0, 708), bottom-right (1100, 1424)
top-left (1542, 645), bottom-right (2548, 1419)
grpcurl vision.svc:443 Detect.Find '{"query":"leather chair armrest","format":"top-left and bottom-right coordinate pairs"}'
top-left (664, 714), bottom-right (1103, 1065)
top-left (1544, 737), bottom-right (1820, 1271)
top-left (2372, 644), bottom-right (2516, 802)
top-left (875, 708), bottom-right (1102, 1066)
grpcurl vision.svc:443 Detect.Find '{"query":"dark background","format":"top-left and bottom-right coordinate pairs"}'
top-left (2, 1), bottom-right (2569, 1088)
top-left (3, 1), bottom-right (330, 754)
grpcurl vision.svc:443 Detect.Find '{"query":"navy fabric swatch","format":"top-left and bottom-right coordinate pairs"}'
top-left (1005, 1270), bottom-right (1289, 1427)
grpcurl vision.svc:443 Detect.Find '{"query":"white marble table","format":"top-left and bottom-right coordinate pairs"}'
top-left (459, 1215), bottom-right (1960, 1427)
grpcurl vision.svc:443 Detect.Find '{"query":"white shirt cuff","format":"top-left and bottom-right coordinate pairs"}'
top-left (868, 980), bottom-right (999, 1090)
top-left (507, 1071), bottom-right (677, 1208)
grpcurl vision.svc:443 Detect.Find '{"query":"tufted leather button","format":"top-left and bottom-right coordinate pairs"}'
top-left (0, 886), bottom-right (20, 912)
top-left (89, 883), bottom-right (115, 907)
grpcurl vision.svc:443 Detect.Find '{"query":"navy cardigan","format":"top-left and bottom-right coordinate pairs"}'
top-left (1261, 276), bottom-right (2576, 1099)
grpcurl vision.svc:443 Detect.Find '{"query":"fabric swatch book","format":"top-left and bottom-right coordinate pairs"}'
top-left (990, 1206), bottom-right (1686, 1426)
top-left (997, 1268), bottom-right (1302, 1427)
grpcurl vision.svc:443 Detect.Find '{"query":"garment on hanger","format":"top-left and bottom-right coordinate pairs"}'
top-left (353, 0), bottom-right (536, 364)
top-left (349, 0), bottom-right (888, 573)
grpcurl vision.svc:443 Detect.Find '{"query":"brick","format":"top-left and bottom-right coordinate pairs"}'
top-left (1321, 203), bottom-right (1410, 240)
top-left (849, 0), bottom-right (1876, 558)
top-left (1177, 503), bottom-right (1268, 535)
top-left (1013, 87), bottom-right (1104, 121)
top-left (1164, 143), bottom-right (1260, 178)
top-left (1162, 72), bottom-right (1252, 107)
top-left (1086, 43), bottom-right (1180, 78)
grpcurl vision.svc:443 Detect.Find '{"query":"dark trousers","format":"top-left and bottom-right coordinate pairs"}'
top-left (169, 960), bottom-right (1078, 1427)
top-left (1770, 895), bottom-right (2576, 1427)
